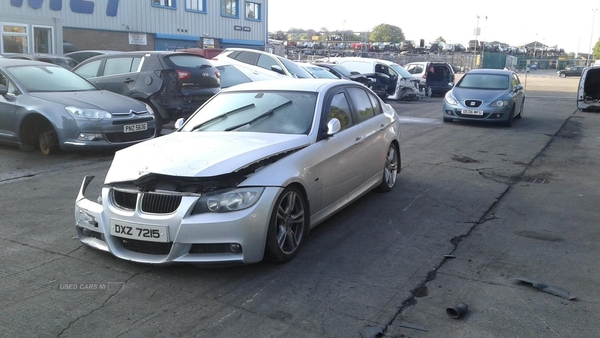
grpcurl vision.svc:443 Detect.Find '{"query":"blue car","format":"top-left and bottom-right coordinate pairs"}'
top-left (442, 69), bottom-right (525, 127)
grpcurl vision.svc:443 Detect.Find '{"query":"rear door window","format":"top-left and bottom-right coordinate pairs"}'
top-left (233, 51), bottom-right (259, 65)
top-left (103, 57), bottom-right (139, 76)
top-left (347, 87), bottom-right (375, 123)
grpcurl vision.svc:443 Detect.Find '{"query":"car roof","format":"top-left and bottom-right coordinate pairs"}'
top-left (74, 50), bottom-right (210, 66)
top-left (337, 57), bottom-right (400, 66)
top-left (220, 78), bottom-right (358, 93)
top-left (89, 50), bottom-right (197, 56)
top-left (65, 50), bottom-right (121, 55)
top-left (0, 58), bottom-right (64, 67)
top-left (465, 69), bottom-right (513, 75)
top-left (7, 53), bottom-right (72, 59)
top-left (221, 48), bottom-right (278, 56)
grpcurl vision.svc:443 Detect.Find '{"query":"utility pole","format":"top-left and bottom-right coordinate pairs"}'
top-left (481, 16), bottom-right (487, 68)
top-left (587, 9), bottom-right (598, 66)
top-left (473, 15), bottom-right (480, 70)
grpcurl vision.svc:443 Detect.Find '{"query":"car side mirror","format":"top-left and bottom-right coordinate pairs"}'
top-left (514, 84), bottom-right (523, 92)
top-left (270, 65), bottom-right (286, 75)
top-left (350, 71), bottom-right (360, 75)
top-left (326, 118), bottom-right (341, 136)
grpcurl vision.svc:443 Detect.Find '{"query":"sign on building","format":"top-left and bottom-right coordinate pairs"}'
top-left (129, 33), bottom-right (147, 45)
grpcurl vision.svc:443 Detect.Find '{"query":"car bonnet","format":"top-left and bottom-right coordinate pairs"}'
top-left (104, 131), bottom-right (311, 183)
top-left (29, 91), bottom-right (146, 113)
top-left (451, 87), bottom-right (509, 102)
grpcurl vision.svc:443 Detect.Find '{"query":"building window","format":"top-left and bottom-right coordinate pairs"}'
top-left (152, 0), bottom-right (176, 9)
top-left (221, 0), bottom-right (238, 18)
top-left (2, 24), bottom-right (28, 54)
top-left (245, 2), bottom-right (260, 20)
top-left (186, 0), bottom-right (206, 12)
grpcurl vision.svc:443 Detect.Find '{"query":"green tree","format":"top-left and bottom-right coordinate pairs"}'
top-left (369, 24), bottom-right (404, 43)
top-left (434, 36), bottom-right (446, 43)
top-left (593, 38), bottom-right (600, 60)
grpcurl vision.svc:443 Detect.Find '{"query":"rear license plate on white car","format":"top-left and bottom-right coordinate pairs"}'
top-left (110, 219), bottom-right (168, 242)
top-left (461, 109), bottom-right (483, 116)
top-left (124, 123), bottom-right (147, 133)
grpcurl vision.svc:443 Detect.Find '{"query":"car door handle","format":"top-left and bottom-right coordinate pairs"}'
top-left (123, 78), bottom-right (134, 83)
top-left (354, 136), bottom-right (364, 145)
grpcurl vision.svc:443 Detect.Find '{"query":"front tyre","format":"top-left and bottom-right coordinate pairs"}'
top-left (265, 186), bottom-right (308, 263)
top-left (39, 130), bottom-right (59, 155)
top-left (377, 143), bottom-right (399, 192)
top-left (559, 73), bottom-right (566, 78)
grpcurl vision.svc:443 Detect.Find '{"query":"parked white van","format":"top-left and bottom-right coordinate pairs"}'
top-left (577, 65), bottom-right (600, 111)
top-left (335, 57), bottom-right (422, 100)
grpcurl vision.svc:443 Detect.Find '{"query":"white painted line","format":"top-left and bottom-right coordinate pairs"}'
top-left (398, 116), bottom-right (442, 124)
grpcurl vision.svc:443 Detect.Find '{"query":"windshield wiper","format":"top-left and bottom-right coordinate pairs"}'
top-left (225, 100), bottom-right (292, 131)
top-left (191, 103), bottom-right (255, 131)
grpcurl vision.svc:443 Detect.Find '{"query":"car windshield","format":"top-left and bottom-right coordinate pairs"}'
top-left (7, 65), bottom-right (97, 92)
top-left (457, 74), bottom-right (509, 90)
top-left (182, 90), bottom-right (317, 135)
top-left (304, 65), bottom-right (338, 79)
top-left (389, 64), bottom-right (414, 79)
top-left (279, 58), bottom-right (314, 78)
top-left (330, 65), bottom-right (353, 77)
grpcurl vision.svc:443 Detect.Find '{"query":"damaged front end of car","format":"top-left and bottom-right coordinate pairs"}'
top-left (73, 146), bottom-right (303, 265)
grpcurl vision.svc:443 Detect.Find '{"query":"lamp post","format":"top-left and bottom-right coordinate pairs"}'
top-left (587, 9), bottom-right (598, 66)
top-left (473, 15), bottom-right (480, 70)
top-left (481, 16), bottom-right (487, 68)
top-left (342, 19), bottom-right (346, 56)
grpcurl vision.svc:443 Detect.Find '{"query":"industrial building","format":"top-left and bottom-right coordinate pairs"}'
top-left (0, 0), bottom-right (268, 55)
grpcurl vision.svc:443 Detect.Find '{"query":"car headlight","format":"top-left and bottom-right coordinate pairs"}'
top-left (192, 187), bottom-right (264, 214)
top-left (490, 100), bottom-right (508, 107)
top-left (65, 106), bottom-right (112, 120)
top-left (444, 93), bottom-right (458, 105)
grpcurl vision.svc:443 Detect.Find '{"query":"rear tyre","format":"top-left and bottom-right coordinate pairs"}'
top-left (377, 143), bottom-right (399, 192)
top-left (559, 73), bottom-right (566, 78)
top-left (39, 130), bottom-right (59, 155)
top-left (265, 186), bottom-right (308, 263)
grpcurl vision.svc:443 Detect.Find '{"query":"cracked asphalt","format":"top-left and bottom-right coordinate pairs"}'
top-left (1, 70), bottom-right (597, 338)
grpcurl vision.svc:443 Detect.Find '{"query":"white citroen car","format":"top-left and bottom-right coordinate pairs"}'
top-left (75, 79), bottom-right (401, 265)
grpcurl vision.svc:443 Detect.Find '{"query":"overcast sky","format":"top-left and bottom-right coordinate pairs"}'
top-left (267, 1), bottom-right (599, 54)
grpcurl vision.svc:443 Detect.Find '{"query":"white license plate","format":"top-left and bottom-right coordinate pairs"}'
top-left (124, 123), bottom-right (147, 133)
top-left (461, 109), bottom-right (484, 116)
top-left (110, 219), bottom-right (168, 243)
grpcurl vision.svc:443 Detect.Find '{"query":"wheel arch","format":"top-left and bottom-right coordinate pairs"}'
top-left (19, 112), bottom-right (56, 149)
top-left (279, 181), bottom-right (311, 236)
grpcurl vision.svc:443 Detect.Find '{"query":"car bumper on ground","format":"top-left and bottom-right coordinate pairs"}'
top-left (74, 176), bottom-right (282, 265)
